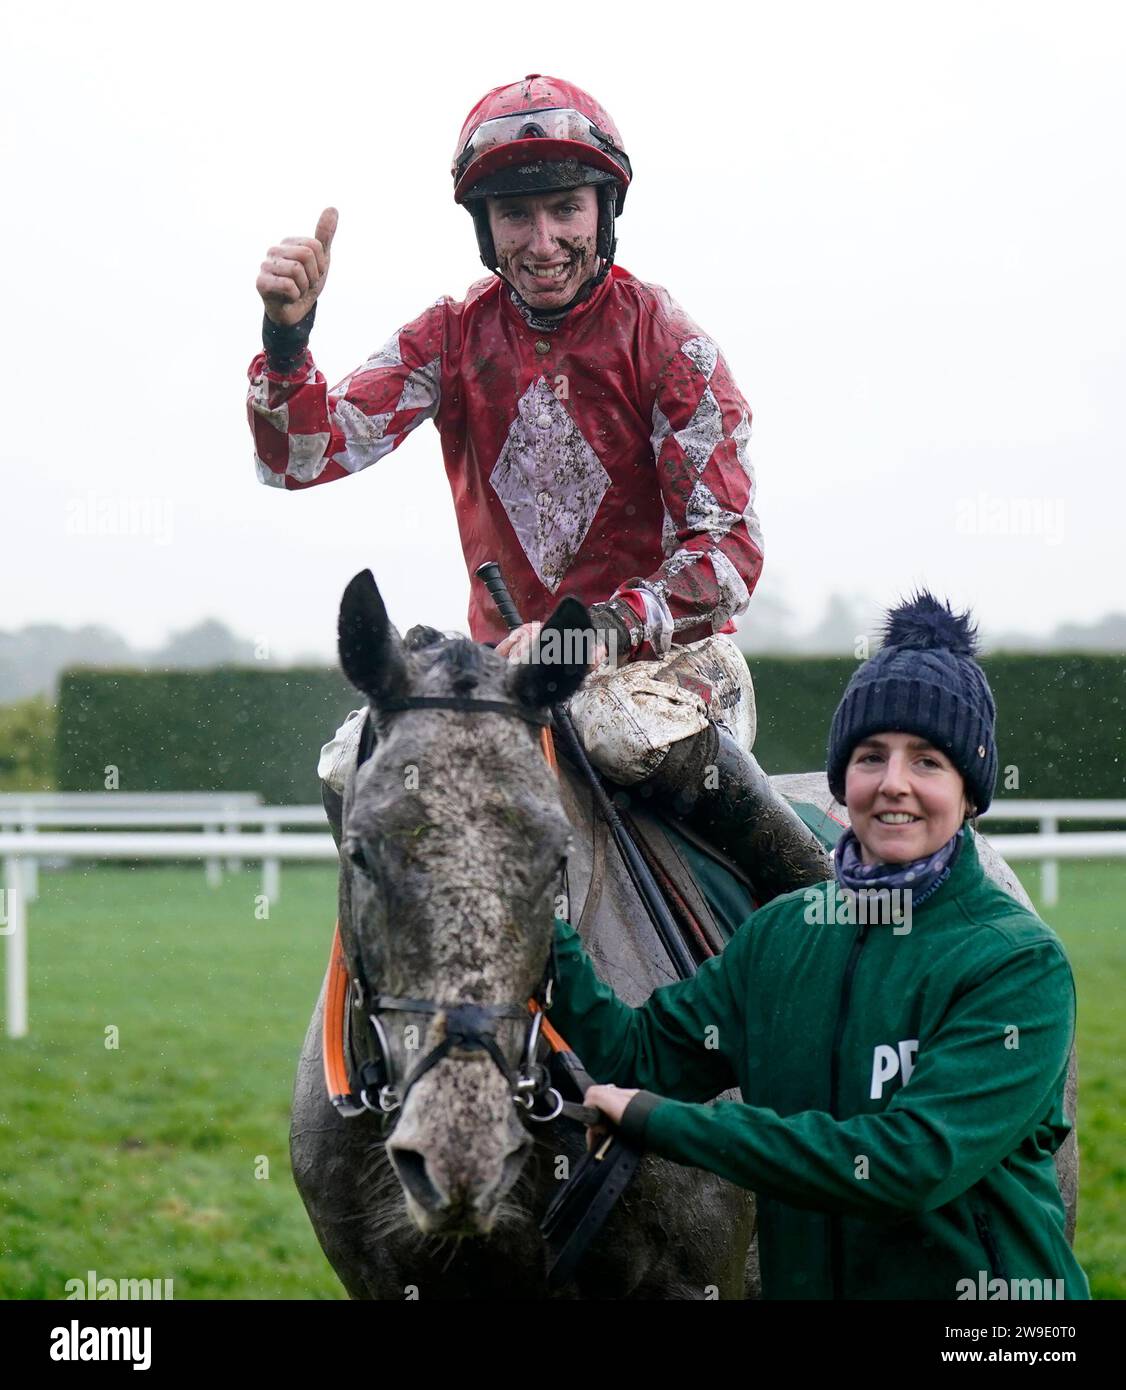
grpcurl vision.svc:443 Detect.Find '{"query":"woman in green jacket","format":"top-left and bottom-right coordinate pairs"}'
top-left (549, 592), bottom-right (1089, 1300)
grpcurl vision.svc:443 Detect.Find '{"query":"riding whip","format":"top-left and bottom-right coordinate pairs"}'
top-left (475, 561), bottom-right (697, 980)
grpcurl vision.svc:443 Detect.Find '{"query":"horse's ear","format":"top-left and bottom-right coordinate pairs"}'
top-left (505, 596), bottom-right (593, 709)
top-left (338, 570), bottom-right (408, 705)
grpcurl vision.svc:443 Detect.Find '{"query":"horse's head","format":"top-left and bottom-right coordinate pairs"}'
top-left (336, 570), bottom-right (591, 1237)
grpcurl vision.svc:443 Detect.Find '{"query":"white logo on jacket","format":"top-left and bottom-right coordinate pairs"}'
top-left (870, 1039), bottom-right (919, 1099)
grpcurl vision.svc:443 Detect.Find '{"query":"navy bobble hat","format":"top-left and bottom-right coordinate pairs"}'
top-left (826, 592), bottom-right (998, 815)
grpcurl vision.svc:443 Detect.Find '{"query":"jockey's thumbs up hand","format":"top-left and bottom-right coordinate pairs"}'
top-left (257, 206), bottom-right (339, 327)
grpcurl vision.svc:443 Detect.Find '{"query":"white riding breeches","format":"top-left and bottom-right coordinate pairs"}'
top-left (566, 634), bottom-right (756, 784)
top-left (316, 634), bottom-right (756, 796)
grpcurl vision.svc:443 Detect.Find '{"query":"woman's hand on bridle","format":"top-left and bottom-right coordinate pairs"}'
top-left (582, 1083), bottom-right (639, 1150)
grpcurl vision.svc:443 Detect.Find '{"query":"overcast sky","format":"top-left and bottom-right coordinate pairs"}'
top-left (4, 1), bottom-right (1123, 660)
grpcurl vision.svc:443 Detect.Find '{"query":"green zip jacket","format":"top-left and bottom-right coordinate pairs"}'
top-left (549, 829), bottom-right (1089, 1300)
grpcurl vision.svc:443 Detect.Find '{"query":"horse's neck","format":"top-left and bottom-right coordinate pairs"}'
top-left (554, 757), bottom-right (682, 1006)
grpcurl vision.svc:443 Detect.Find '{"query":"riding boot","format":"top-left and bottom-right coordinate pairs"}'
top-left (321, 779), bottom-right (344, 851)
top-left (632, 720), bottom-right (832, 903)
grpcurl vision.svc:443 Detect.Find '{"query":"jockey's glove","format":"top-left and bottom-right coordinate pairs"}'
top-left (586, 601), bottom-right (640, 670)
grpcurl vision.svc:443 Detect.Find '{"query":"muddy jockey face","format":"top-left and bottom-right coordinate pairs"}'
top-left (452, 74), bottom-right (632, 311)
top-left (486, 185), bottom-right (601, 312)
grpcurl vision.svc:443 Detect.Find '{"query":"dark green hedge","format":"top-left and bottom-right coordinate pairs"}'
top-left (56, 655), bottom-right (1123, 805)
top-left (750, 654), bottom-right (1125, 800)
top-left (57, 668), bottom-right (358, 805)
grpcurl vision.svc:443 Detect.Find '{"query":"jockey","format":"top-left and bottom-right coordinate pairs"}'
top-left (247, 74), bottom-right (828, 896)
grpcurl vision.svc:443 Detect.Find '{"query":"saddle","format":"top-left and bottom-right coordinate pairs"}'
top-left (553, 745), bottom-right (843, 963)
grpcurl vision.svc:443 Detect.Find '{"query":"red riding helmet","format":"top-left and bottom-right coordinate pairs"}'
top-left (452, 74), bottom-right (633, 274)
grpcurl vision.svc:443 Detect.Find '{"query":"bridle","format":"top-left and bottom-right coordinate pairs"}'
top-left (332, 694), bottom-right (575, 1133)
top-left (322, 677), bottom-right (644, 1289)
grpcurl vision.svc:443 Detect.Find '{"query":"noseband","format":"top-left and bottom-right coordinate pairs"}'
top-left (335, 695), bottom-right (566, 1131)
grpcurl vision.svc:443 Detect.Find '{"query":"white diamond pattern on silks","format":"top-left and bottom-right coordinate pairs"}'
top-left (709, 550), bottom-right (751, 625)
top-left (331, 399), bottom-right (395, 474)
top-left (743, 494), bottom-right (765, 553)
top-left (681, 336), bottom-right (719, 382)
top-left (359, 332), bottom-right (402, 373)
top-left (650, 399), bottom-right (672, 458)
top-left (249, 376), bottom-right (290, 434)
top-left (674, 385), bottom-right (725, 471)
top-left (646, 550), bottom-right (704, 632)
top-left (660, 504), bottom-right (678, 557)
top-left (732, 410), bottom-right (752, 481)
top-left (686, 478), bottom-right (742, 540)
top-left (286, 431), bottom-right (332, 483)
top-left (490, 378), bottom-right (611, 593)
top-left (254, 453), bottom-right (288, 489)
top-left (395, 357), bottom-right (441, 412)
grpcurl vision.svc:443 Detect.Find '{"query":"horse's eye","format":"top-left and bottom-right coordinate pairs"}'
top-left (343, 838), bottom-right (371, 875)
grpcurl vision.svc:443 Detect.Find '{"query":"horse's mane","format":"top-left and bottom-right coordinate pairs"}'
top-left (434, 639), bottom-right (484, 695)
top-left (403, 625), bottom-right (484, 695)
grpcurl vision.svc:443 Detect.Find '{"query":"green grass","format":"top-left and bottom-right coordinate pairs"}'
top-left (1022, 861), bottom-right (1126, 1301)
top-left (0, 859), bottom-right (1122, 1299)
top-left (0, 863), bottom-right (344, 1299)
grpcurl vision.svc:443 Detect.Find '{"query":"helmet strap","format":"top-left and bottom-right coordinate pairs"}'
top-left (595, 183), bottom-right (618, 266)
top-left (470, 203), bottom-right (499, 273)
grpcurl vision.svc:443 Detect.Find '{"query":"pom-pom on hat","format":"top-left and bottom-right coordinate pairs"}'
top-left (826, 592), bottom-right (998, 815)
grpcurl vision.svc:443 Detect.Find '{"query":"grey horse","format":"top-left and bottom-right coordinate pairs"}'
top-left (290, 573), bottom-right (1078, 1298)
top-left (291, 572), bottom-right (753, 1298)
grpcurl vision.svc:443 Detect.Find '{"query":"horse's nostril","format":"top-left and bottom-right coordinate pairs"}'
top-left (388, 1146), bottom-right (446, 1214)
